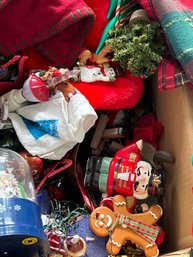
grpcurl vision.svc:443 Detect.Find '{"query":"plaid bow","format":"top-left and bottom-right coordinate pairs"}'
top-left (115, 213), bottom-right (159, 244)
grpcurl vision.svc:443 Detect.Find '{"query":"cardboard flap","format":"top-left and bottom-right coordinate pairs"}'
top-left (152, 81), bottom-right (193, 252)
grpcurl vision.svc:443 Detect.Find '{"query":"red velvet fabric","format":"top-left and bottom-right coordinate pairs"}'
top-left (133, 113), bottom-right (164, 149)
top-left (71, 71), bottom-right (144, 110)
top-left (19, 0), bottom-right (144, 111)
top-left (0, 0), bottom-right (95, 68)
top-left (84, 0), bottom-right (110, 52)
top-left (73, 0), bottom-right (144, 110)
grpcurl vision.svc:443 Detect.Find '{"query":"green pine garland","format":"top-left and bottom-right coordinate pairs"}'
top-left (106, 21), bottom-right (166, 77)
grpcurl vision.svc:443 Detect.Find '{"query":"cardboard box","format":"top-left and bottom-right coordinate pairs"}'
top-left (160, 247), bottom-right (192, 256)
top-left (152, 83), bottom-right (193, 254)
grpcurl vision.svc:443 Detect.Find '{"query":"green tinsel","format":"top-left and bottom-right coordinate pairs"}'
top-left (106, 20), bottom-right (166, 77)
top-left (43, 200), bottom-right (90, 237)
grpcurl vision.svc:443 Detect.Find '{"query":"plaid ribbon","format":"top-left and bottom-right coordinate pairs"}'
top-left (157, 55), bottom-right (193, 91)
top-left (136, 0), bottom-right (193, 91)
top-left (152, 0), bottom-right (193, 86)
top-left (115, 213), bottom-right (159, 244)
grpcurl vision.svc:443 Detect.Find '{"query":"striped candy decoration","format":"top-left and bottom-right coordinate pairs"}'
top-left (115, 0), bottom-right (140, 29)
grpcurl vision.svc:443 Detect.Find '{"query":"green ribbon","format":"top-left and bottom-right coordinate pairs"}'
top-left (115, 213), bottom-right (159, 244)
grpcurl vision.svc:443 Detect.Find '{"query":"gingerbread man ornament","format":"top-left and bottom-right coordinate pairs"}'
top-left (90, 195), bottom-right (163, 257)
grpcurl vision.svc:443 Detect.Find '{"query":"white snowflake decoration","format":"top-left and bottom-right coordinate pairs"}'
top-left (4, 217), bottom-right (13, 224)
top-left (14, 204), bottom-right (21, 211)
top-left (0, 204), bottom-right (6, 213)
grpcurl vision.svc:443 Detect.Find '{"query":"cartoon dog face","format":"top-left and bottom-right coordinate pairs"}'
top-left (80, 66), bottom-right (116, 83)
top-left (133, 161), bottom-right (152, 200)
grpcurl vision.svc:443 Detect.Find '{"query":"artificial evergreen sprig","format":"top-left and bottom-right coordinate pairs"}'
top-left (106, 20), bottom-right (166, 77)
